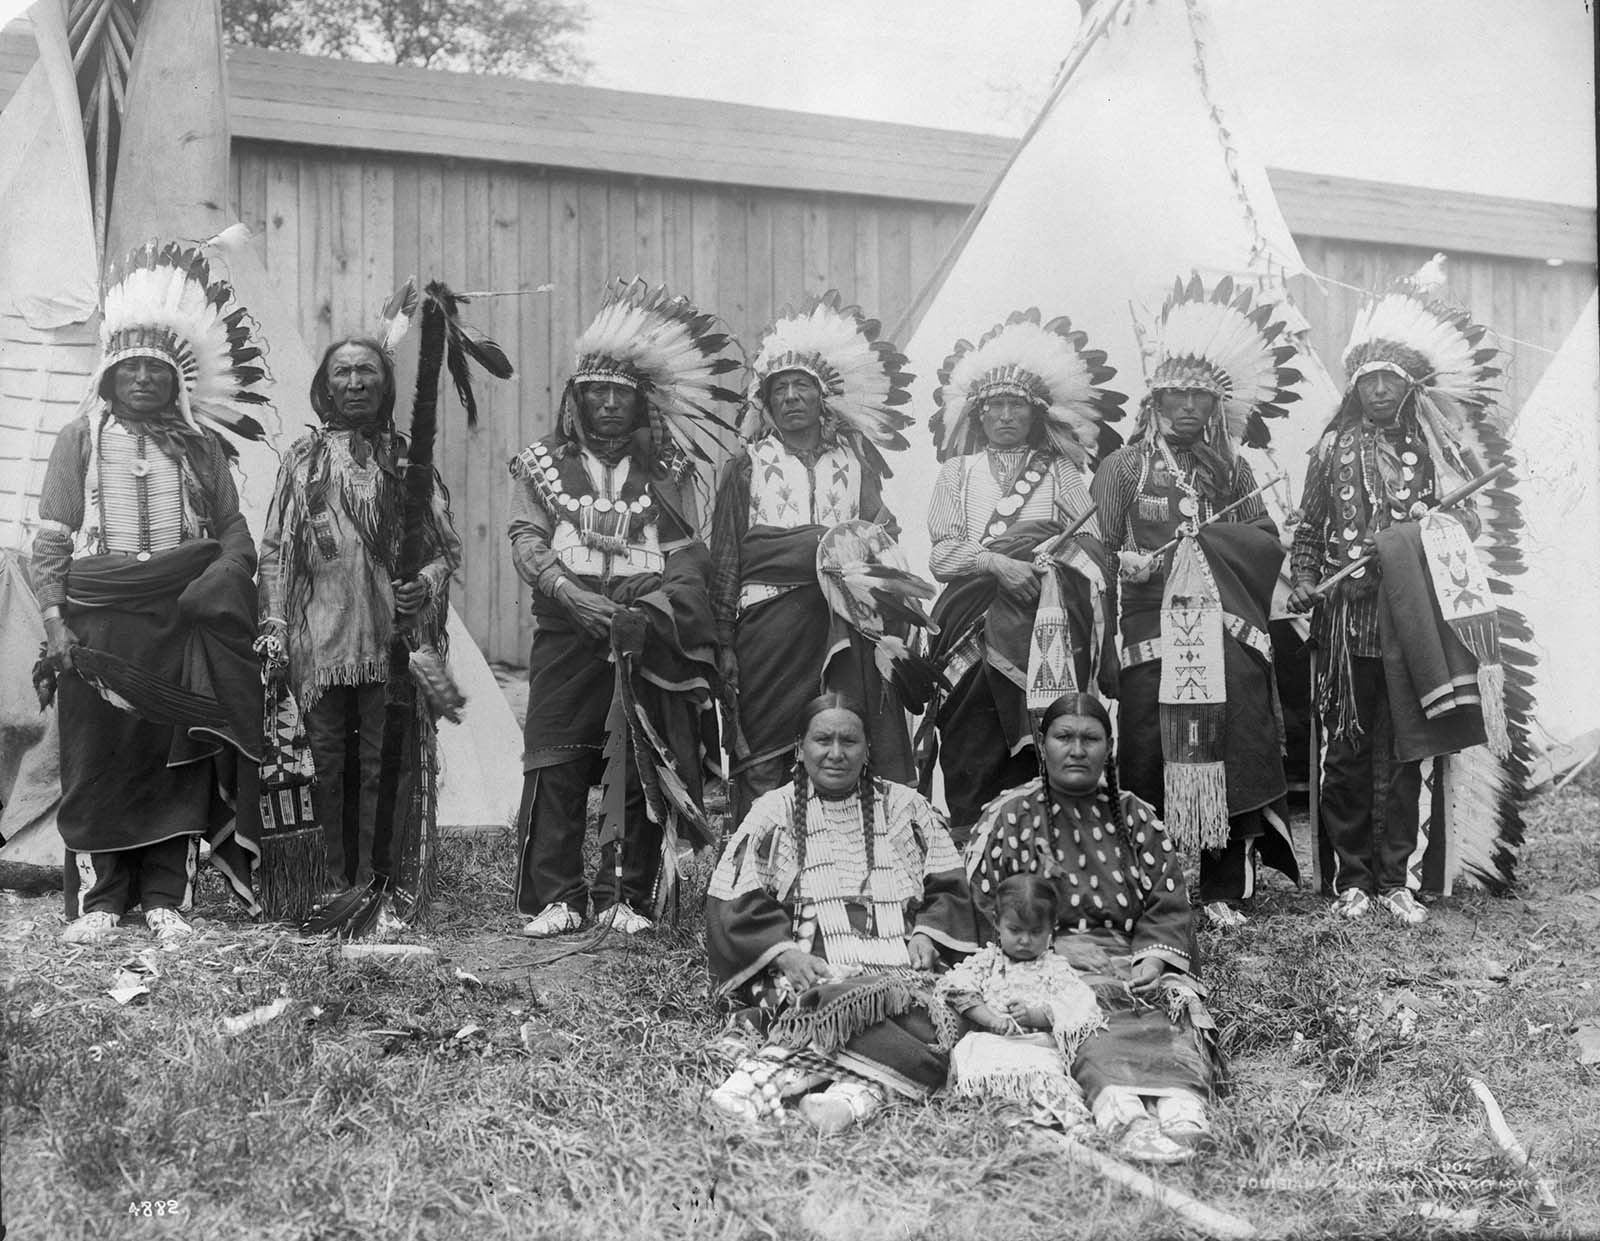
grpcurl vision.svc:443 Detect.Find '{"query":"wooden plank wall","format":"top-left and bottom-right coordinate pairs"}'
top-left (231, 140), bottom-right (967, 663)
top-left (1288, 237), bottom-right (1596, 411)
top-left (232, 140), bottom-right (1596, 666)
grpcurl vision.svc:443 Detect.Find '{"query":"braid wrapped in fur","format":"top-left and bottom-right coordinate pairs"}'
top-left (860, 767), bottom-right (879, 872)
top-left (790, 756), bottom-right (810, 883)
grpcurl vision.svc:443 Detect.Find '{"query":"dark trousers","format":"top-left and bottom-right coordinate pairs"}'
top-left (1320, 655), bottom-right (1422, 895)
top-left (1196, 813), bottom-right (1260, 904)
top-left (944, 745), bottom-right (1038, 849)
top-left (64, 835), bottom-right (199, 919)
top-left (515, 754), bottom-right (659, 917)
top-left (732, 754), bottom-right (792, 829)
top-left (304, 683), bottom-right (386, 887)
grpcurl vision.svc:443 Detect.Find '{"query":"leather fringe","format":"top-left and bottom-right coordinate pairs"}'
top-left (952, 1067), bottom-right (1063, 1104)
top-left (1477, 660), bottom-right (1510, 758)
top-left (1162, 761), bottom-right (1231, 853)
top-left (769, 973), bottom-right (923, 1055)
top-left (257, 826), bottom-right (329, 924)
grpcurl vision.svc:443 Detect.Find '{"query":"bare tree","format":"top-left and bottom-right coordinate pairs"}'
top-left (221, 0), bottom-right (590, 79)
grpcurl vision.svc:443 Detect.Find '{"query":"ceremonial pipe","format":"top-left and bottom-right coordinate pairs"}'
top-left (1309, 463), bottom-right (1510, 599)
top-left (1144, 474), bottom-right (1287, 560)
top-left (1033, 501), bottom-right (1102, 560)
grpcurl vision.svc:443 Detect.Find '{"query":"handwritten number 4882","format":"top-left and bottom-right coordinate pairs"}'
top-left (127, 1201), bottom-right (181, 1217)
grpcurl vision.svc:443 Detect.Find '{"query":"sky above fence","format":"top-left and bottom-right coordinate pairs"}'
top-left (579, 0), bottom-right (1596, 207)
top-left (0, 0), bottom-right (1592, 208)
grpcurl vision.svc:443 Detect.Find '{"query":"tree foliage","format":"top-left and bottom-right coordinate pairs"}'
top-left (220, 0), bottom-right (590, 79)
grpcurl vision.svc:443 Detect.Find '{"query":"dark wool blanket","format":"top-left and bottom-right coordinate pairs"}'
top-left (733, 526), bottom-right (911, 780)
top-left (1118, 523), bottom-right (1288, 819)
top-left (930, 520), bottom-right (1102, 755)
top-left (1374, 522), bottom-right (1488, 762)
top-left (59, 540), bottom-right (262, 863)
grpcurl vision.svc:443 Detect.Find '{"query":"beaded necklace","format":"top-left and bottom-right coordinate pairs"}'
top-left (519, 442), bottom-right (656, 554)
top-left (1154, 435), bottom-right (1205, 527)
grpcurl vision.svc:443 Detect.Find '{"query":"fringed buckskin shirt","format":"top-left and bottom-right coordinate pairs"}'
top-left (258, 428), bottom-right (459, 710)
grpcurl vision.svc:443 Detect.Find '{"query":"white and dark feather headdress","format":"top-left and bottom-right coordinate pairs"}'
top-left (931, 309), bottom-right (1126, 465)
top-left (1146, 273), bottom-right (1302, 448)
top-left (96, 239), bottom-right (272, 453)
top-left (741, 291), bottom-right (914, 478)
top-left (565, 277), bottom-right (744, 473)
top-left (1341, 268), bottom-right (1503, 429)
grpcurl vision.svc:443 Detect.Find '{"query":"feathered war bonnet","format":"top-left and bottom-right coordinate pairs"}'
top-left (94, 238), bottom-right (272, 455)
top-left (561, 277), bottom-right (745, 478)
top-left (1140, 273), bottom-right (1302, 453)
top-left (1337, 267), bottom-right (1504, 464)
top-left (930, 309), bottom-right (1126, 466)
top-left (740, 291), bottom-right (914, 478)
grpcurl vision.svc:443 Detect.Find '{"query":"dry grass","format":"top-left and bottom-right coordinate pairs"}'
top-left (3, 774), bottom-right (1597, 1241)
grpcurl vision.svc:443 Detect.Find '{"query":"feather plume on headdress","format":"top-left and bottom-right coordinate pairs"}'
top-left (742, 291), bottom-right (914, 478)
top-left (95, 239), bottom-right (273, 454)
top-left (378, 277), bottom-right (419, 358)
top-left (1146, 273), bottom-right (1303, 449)
top-left (931, 309), bottom-right (1126, 465)
top-left (569, 277), bottom-right (745, 473)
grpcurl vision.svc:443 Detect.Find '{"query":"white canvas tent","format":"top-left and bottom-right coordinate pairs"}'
top-left (0, 0), bottom-right (521, 882)
top-left (1509, 291), bottom-right (1600, 783)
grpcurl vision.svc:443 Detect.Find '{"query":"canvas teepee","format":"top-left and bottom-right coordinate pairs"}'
top-left (1510, 291), bottom-right (1600, 783)
top-left (0, 0), bottom-right (522, 887)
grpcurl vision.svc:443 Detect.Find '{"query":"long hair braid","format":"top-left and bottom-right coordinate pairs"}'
top-left (859, 762), bottom-right (878, 873)
top-left (790, 749), bottom-right (810, 884)
top-left (1101, 737), bottom-right (1139, 859)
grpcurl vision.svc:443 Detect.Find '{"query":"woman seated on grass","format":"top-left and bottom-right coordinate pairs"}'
top-left (965, 692), bottom-right (1221, 1165)
top-left (705, 692), bottom-right (977, 1134)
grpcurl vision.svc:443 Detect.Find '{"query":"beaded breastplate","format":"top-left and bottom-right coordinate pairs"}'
top-left (98, 423), bottom-right (184, 556)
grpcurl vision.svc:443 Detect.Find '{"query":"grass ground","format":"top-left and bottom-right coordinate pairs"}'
top-left (2, 766), bottom-right (1596, 1241)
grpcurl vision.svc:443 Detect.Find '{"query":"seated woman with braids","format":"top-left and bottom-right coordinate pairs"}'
top-left (705, 693), bottom-right (977, 1134)
top-left (965, 692), bottom-right (1220, 1165)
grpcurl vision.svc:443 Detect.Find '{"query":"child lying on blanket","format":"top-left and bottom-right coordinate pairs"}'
top-left (934, 874), bottom-right (1105, 1128)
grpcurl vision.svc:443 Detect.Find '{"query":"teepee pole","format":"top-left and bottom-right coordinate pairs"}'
top-left (892, 0), bottom-right (1130, 341)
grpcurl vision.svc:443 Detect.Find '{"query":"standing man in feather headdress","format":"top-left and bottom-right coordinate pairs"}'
top-left (1093, 276), bottom-right (1302, 929)
top-left (922, 310), bottom-right (1125, 844)
top-left (257, 324), bottom-right (462, 916)
top-left (509, 280), bottom-right (738, 939)
top-left (32, 241), bottom-right (270, 944)
top-left (1286, 273), bottom-right (1523, 922)
top-left (711, 293), bottom-right (925, 824)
